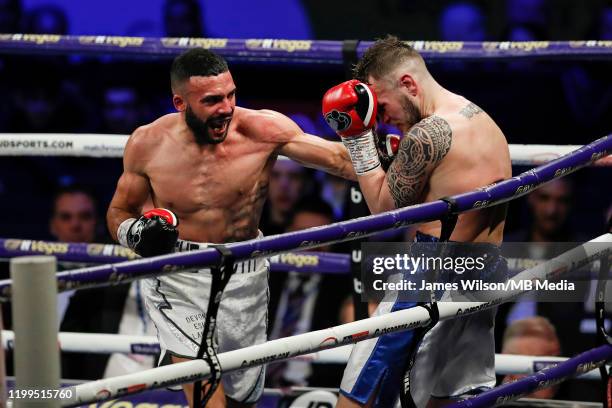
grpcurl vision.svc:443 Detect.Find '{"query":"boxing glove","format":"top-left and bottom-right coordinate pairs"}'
top-left (322, 79), bottom-right (380, 175)
top-left (377, 133), bottom-right (401, 171)
top-left (118, 208), bottom-right (179, 257)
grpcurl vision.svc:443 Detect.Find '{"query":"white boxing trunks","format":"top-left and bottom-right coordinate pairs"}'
top-left (142, 232), bottom-right (269, 404)
top-left (340, 232), bottom-right (504, 407)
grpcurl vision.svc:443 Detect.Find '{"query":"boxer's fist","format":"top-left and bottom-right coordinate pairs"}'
top-left (322, 80), bottom-right (380, 175)
top-left (118, 208), bottom-right (179, 257)
top-left (322, 79), bottom-right (377, 138)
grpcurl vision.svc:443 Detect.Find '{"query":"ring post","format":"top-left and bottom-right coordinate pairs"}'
top-left (0, 304), bottom-right (6, 408)
top-left (10, 256), bottom-right (60, 408)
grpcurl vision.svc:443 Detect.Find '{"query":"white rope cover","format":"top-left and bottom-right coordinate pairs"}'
top-left (2, 331), bottom-right (602, 381)
top-left (1, 133), bottom-right (610, 166)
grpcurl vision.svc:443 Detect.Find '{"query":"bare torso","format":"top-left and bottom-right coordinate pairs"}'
top-left (415, 95), bottom-right (511, 243)
top-left (138, 107), bottom-right (279, 243)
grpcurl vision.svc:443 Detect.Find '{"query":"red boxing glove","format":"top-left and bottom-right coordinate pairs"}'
top-left (322, 79), bottom-right (378, 137)
top-left (322, 80), bottom-right (380, 175)
top-left (384, 133), bottom-right (401, 156)
top-left (377, 133), bottom-right (401, 170)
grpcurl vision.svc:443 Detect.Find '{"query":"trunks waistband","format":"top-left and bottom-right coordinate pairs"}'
top-left (173, 231), bottom-right (267, 274)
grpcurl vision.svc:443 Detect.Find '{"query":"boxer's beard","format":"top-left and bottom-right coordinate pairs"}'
top-left (400, 95), bottom-right (423, 130)
top-left (185, 105), bottom-right (232, 145)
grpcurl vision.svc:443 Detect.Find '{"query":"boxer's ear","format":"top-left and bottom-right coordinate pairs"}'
top-left (399, 74), bottom-right (418, 97)
top-left (173, 94), bottom-right (185, 112)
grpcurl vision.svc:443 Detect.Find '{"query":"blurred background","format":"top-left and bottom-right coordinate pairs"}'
top-left (0, 0), bottom-right (611, 403)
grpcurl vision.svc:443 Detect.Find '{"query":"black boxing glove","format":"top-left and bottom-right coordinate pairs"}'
top-left (376, 132), bottom-right (400, 171)
top-left (117, 208), bottom-right (179, 257)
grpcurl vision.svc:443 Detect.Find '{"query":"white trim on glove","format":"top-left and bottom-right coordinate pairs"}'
top-left (117, 218), bottom-right (137, 248)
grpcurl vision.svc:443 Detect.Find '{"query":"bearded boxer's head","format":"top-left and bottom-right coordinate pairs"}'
top-left (353, 36), bottom-right (429, 133)
top-left (171, 48), bottom-right (235, 145)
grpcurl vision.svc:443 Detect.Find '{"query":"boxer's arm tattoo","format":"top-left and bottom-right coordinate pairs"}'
top-left (459, 102), bottom-right (483, 119)
top-left (387, 116), bottom-right (452, 208)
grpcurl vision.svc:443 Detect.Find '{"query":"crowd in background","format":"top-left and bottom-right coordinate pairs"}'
top-left (0, 0), bottom-right (611, 402)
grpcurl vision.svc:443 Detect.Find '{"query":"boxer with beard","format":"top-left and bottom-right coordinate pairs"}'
top-left (107, 48), bottom-right (355, 408)
top-left (322, 36), bottom-right (512, 408)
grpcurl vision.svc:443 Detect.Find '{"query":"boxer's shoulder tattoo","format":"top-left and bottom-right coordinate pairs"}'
top-left (459, 102), bottom-right (483, 119)
top-left (387, 116), bottom-right (452, 208)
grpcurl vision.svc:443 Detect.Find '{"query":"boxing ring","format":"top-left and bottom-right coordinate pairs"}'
top-left (0, 35), bottom-right (611, 407)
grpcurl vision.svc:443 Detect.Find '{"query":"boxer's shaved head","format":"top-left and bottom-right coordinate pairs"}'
top-left (354, 36), bottom-right (429, 85)
top-left (170, 47), bottom-right (229, 93)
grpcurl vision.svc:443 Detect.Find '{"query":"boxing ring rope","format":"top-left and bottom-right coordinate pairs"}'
top-left (1, 330), bottom-right (605, 382)
top-left (1, 133), bottom-right (611, 167)
top-left (449, 345), bottom-right (612, 408)
top-left (0, 134), bottom-right (608, 299)
top-left (1, 35), bottom-right (612, 63)
top-left (0, 243), bottom-right (351, 275)
top-left (60, 233), bottom-right (611, 406)
top-left (0, 238), bottom-right (607, 281)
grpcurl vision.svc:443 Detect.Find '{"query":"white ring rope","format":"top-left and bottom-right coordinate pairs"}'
top-left (62, 233), bottom-right (612, 406)
top-left (2, 331), bottom-right (602, 381)
top-left (0, 133), bottom-right (610, 166)
top-left (2, 330), bottom-right (158, 356)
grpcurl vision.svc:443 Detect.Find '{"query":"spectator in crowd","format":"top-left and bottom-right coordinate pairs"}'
top-left (286, 112), bottom-right (350, 220)
top-left (50, 185), bottom-right (97, 244)
top-left (0, 185), bottom-right (97, 376)
top-left (37, 185), bottom-right (98, 328)
top-left (501, 317), bottom-right (561, 399)
top-left (499, 176), bottom-right (606, 402)
top-left (439, 1), bottom-right (487, 41)
top-left (163, 0), bottom-right (203, 38)
top-left (267, 197), bottom-right (351, 387)
top-left (23, 4), bottom-right (68, 35)
top-left (320, 173), bottom-right (348, 221)
top-left (506, 178), bottom-right (576, 243)
top-left (55, 186), bottom-right (155, 380)
top-left (260, 159), bottom-right (309, 236)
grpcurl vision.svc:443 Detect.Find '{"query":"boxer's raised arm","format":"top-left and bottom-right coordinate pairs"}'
top-left (360, 116), bottom-right (453, 213)
top-left (107, 128), bottom-right (153, 241)
top-left (280, 132), bottom-right (356, 181)
top-left (254, 109), bottom-right (357, 180)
